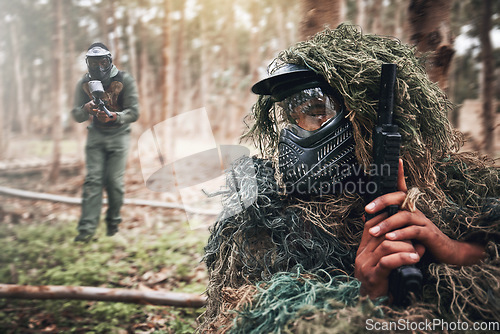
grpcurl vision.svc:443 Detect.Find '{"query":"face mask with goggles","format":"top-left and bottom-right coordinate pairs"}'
top-left (252, 64), bottom-right (360, 197)
top-left (85, 46), bottom-right (113, 84)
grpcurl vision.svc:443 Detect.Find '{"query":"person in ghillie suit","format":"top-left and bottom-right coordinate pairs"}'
top-left (199, 24), bottom-right (500, 333)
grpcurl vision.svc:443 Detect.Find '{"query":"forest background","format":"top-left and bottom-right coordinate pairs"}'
top-left (1, 0), bottom-right (499, 167)
top-left (0, 0), bottom-right (499, 333)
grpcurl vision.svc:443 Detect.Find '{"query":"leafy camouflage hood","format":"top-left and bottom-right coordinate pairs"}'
top-left (245, 23), bottom-right (462, 199)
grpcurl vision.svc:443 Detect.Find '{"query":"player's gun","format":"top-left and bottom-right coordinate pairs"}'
top-left (88, 80), bottom-right (113, 118)
top-left (369, 63), bottom-right (422, 307)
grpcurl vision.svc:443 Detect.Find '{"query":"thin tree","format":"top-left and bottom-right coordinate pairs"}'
top-left (392, 0), bottom-right (405, 41)
top-left (48, 0), bottom-right (64, 182)
top-left (110, 0), bottom-right (121, 68)
top-left (124, 8), bottom-right (138, 82)
top-left (478, 0), bottom-right (495, 156)
top-left (172, 0), bottom-right (186, 118)
top-left (198, 0), bottom-right (211, 110)
top-left (161, 0), bottom-right (171, 122)
top-left (355, 0), bottom-right (366, 29)
top-left (65, 4), bottom-right (85, 164)
top-left (370, 0), bottom-right (383, 34)
top-left (137, 20), bottom-right (153, 128)
top-left (0, 64), bottom-right (5, 158)
top-left (299, 0), bottom-right (342, 41)
top-left (408, 0), bottom-right (454, 92)
top-left (97, 0), bottom-right (111, 47)
top-left (9, 19), bottom-right (27, 136)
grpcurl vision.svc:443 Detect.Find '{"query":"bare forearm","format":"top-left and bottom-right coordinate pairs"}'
top-left (454, 241), bottom-right (486, 266)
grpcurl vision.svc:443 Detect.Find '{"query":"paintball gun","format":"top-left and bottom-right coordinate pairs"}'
top-left (88, 80), bottom-right (113, 118)
top-left (369, 63), bottom-right (422, 307)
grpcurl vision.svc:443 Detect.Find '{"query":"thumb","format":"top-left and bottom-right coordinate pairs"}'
top-left (397, 159), bottom-right (407, 193)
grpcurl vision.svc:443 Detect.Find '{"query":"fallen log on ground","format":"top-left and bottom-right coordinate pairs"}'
top-left (0, 186), bottom-right (218, 216)
top-left (0, 284), bottom-right (206, 308)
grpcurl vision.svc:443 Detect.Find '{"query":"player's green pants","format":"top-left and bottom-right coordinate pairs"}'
top-left (77, 126), bottom-right (130, 236)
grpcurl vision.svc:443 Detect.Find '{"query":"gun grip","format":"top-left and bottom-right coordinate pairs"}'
top-left (365, 204), bottom-right (423, 307)
top-left (389, 265), bottom-right (423, 307)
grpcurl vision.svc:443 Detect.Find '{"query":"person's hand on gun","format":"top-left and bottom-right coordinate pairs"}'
top-left (83, 101), bottom-right (98, 116)
top-left (366, 159), bottom-right (485, 266)
top-left (83, 100), bottom-right (117, 122)
top-left (356, 159), bottom-right (486, 300)
top-left (355, 159), bottom-right (423, 300)
top-left (96, 109), bottom-right (117, 123)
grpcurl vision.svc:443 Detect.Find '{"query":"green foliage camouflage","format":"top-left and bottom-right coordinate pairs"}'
top-left (200, 24), bottom-right (500, 333)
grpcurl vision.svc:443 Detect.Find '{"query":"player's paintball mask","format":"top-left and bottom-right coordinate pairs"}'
top-left (252, 63), bottom-right (359, 196)
top-left (86, 43), bottom-right (113, 85)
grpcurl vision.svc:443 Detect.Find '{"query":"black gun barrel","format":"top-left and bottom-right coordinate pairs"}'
top-left (371, 63), bottom-right (400, 202)
top-left (98, 102), bottom-right (113, 118)
top-left (371, 63), bottom-right (422, 307)
top-left (377, 63), bottom-right (397, 126)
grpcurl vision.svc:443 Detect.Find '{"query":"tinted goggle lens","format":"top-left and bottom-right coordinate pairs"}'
top-left (276, 87), bottom-right (343, 131)
top-left (87, 57), bottom-right (111, 69)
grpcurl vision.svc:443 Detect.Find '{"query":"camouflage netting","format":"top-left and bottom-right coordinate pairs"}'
top-left (198, 24), bottom-right (500, 333)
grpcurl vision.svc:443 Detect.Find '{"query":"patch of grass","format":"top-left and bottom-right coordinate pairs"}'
top-left (23, 139), bottom-right (80, 159)
top-left (0, 217), bottom-right (210, 333)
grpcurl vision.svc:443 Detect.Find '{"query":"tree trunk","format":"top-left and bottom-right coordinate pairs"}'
top-left (137, 21), bottom-right (152, 129)
top-left (98, 1), bottom-right (110, 47)
top-left (172, 0), bottom-right (185, 118)
top-left (478, 0), bottom-right (495, 156)
top-left (198, 1), bottom-right (210, 109)
top-left (110, 0), bottom-right (120, 68)
top-left (243, 0), bottom-right (263, 126)
top-left (67, 30), bottom-right (85, 164)
top-left (408, 0), bottom-right (454, 92)
top-left (125, 9), bottom-right (138, 82)
top-left (299, 0), bottom-right (342, 41)
top-left (0, 284), bottom-right (206, 308)
top-left (272, 1), bottom-right (289, 51)
top-left (392, 0), bottom-right (405, 41)
top-left (339, 0), bottom-right (346, 23)
top-left (370, 0), bottom-right (383, 34)
top-left (0, 64), bottom-right (6, 158)
top-left (9, 20), bottom-right (27, 135)
top-left (48, 0), bottom-right (64, 183)
top-left (161, 0), bottom-right (171, 121)
top-left (355, 0), bottom-right (366, 29)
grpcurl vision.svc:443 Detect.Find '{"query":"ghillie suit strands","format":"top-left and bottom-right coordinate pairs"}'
top-left (199, 24), bottom-right (500, 333)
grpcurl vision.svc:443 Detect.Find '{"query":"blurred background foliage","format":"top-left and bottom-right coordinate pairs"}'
top-left (0, 0), bottom-right (498, 159)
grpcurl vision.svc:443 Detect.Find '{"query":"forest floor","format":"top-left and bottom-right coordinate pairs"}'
top-left (0, 137), bottom-right (218, 333)
top-left (0, 125), bottom-right (497, 333)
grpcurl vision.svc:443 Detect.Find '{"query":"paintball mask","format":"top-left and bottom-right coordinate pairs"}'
top-left (86, 44), bottom-right (113, 85)
top-left (252, 63), bottom-right (359, 196)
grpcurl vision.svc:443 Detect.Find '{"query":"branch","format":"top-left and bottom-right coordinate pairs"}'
top-left (0, 284), bottom-right (206, 308)
top-left (0, 186), bottom-right (219, 216)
